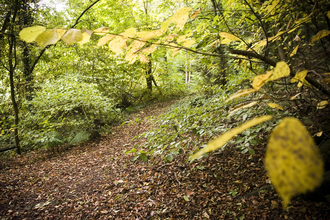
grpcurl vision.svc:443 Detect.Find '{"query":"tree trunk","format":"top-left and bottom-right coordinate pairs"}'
top-left (20, 1), bottom-right (34, 101)
top-left (8, 1), bottom-right (21, 155)
top-left (146, 60), bottom-right (153, 92)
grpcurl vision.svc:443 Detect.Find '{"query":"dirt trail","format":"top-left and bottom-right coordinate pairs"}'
top-left (1, 100), bottom-right (329, 219)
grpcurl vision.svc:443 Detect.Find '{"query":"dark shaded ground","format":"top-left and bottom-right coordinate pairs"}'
top-left (1, 100), bottom-right (330, 219)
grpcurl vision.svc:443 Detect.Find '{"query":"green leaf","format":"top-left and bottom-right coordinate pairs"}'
top-left (248, 148), bottom-right (255, 155)
top-left (166, 154), bottom-right (174, 162)
top-left (140, 152), bottom-right (148, 162)
top-left (183, 195), bottom-right (190, 201)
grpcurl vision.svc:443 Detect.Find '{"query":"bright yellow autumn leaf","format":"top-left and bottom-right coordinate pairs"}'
top-left (267, 61), bottom-right (290, 82)
top-left (161, 19), bottom-right (172, 32)
top-left (225, 88), bottom-right (256, 103)
top-left (137, 30), bottom-right (163, 41)
top-left (83, 28), bottom-right (93, 36)
top-left (317, 101), bottom-right (328, 110)
top-left (228, 101), bottom-right (258, 116)
top-left (265, 117), bottom-right (324, 209)
top-left (177, 34), bottom-right (189, 43)
top-left (139, 54), bottom-right (149, 63)
top-left (164, 34), bottom-right (179, 41)
top-left (35, 28), bottom-right (66, 48)
top-left (183, 39), bottom-right (195, 47)
top-left (190, 116), bottom-right (273, 160)
top-left (311, 29), bottom-right (330, 43)
top-left (190, 8), bottom-right (201, 19)
top-left (128, 40), bottom-right (146, 53)
top-left (291, 70), bottom-right (307, 83)
top-left (170, 7), bottom-right (192, 30)
top-left (219, 32), bottom-right (241, 44)
top-left (268, 103), bottom-right (283, 110)
top-left (77, 32), bottom-right (91, 45)
top-left (19, 26), bottom-right (46, 43)
top-left (142, 40), bottom-right (160, 54)
top-left (290, 93), bottom-right (301, 100)
top-left (121, 28), bottom-right (137, 38)
top-left (97, 34), bottom-right (115, 46)
top-left (108, 36), bottom-right (127, 54)
top-left (252, 71), bottom-right (273, 90)
top-left (172, 48), bottom-right (181, 57)
top-left (290, 45), bottom-right (299, 57)
top-left (93, 27), bottom-right (110, 35)
top-left (61, 29), bottom-right (83, 45)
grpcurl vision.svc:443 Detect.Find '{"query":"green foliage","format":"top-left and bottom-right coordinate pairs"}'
top-left (18, 74), bottom-right (122, 151)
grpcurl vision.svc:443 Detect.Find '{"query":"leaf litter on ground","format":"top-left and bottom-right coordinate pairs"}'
top-left (0, 99), bottom-right (329, 219)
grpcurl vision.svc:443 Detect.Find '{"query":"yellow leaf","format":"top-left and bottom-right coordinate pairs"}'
top-left (170, 7), bottom-right (192, 30)
top-left (311, 29), bottom-right (330, 43)
top-left (252, 31), bottom-right (286, 48)
top-left (268, 103), bottom-right (283, 110)
top-left (77, 32), bottom-right (91, 45)
top-left (164, 34), bottom-right (179, 41)
top-left (35, 28), bottom-right (66, 48)
top-left (142, 40), bottom-right (160, 54)
top-left (225, 88), bottom-right (256, 103)
top-left (290, 93), bottom-right (301, 100)
top-left (229, 101), bottom-right (258, 116)
top-left (291, 70), bottom-right (307, 83)
top-left (172, 48), bottom-right (181, 57)
top-left (317, 101), bottom-right (328, 110)
top-left (97, 34), bottom-right (115, 46)
top-left (161, 19), bottom-right (172, 32)
top-left (139, 54), bottom-right (149, 63)
top-left (290, 45), bottom-right (299, 57)
top-left (190, 116), bottom-right (273, 160)
top-left (177, 34), bottom-right (189, 43)
top-left (93, 27), bottom-right (110, 35)
top-left (183, 39), bottom-right (195, 47)
top-left (61, 29), bottom-right (83, 45)
top-left (128, 40), bottom-right (146, 53)
top-left (328, 11), bottom-right (330, 19)
top-left (137, 29), bottom-right (163, 41)
top-left (121, 28), bottom-right (137, 38)
top-left (314, 131), bottom-right (323, 137)
top-left (83, 28), bottom-right (93, 36)
top-left (125, 40), bottom-right (146, 63)
top-left (252, 71), bottom-right (273, 90)
top-left (265, 117), bottom-right (324, 209)
top-left (19, 26), bottom-right (46, 43)
top-left (125, 51), bottom-right (137, 64)
top-left (267, 61), bottom-right (290, 81)
top-left (190, 8), bottom-right (201, 19)
top-left (108, 36), bottom-right (127, 54)
top-left (219, 32), bottom-right (241, 42)
top-left (221, 38), bottom-right (234, 44)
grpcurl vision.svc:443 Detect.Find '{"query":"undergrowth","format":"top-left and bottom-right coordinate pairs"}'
top-left (131, 88), bottom-right (296, 162)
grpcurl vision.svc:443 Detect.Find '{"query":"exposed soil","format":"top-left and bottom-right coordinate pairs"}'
top-left (1, 100), bottom-right (330, 219)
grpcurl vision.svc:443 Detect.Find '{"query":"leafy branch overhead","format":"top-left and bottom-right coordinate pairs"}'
top-left (19, 7), bottom-right (201, 64)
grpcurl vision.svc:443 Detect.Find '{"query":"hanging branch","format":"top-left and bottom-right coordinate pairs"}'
top-left (229, 49), bottom-right (330, 97)
top-left (30, 0), bottom-right (101, 75)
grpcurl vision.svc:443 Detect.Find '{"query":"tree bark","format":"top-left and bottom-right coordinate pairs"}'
top-left (8, 0), bottom-right (21, 155)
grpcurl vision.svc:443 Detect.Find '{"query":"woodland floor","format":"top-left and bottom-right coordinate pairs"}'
top-left (1, 100), bottom-right (330, 220)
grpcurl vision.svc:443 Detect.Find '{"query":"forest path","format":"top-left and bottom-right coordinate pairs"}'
top-left (1, 99), bottom-right (330, 219)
